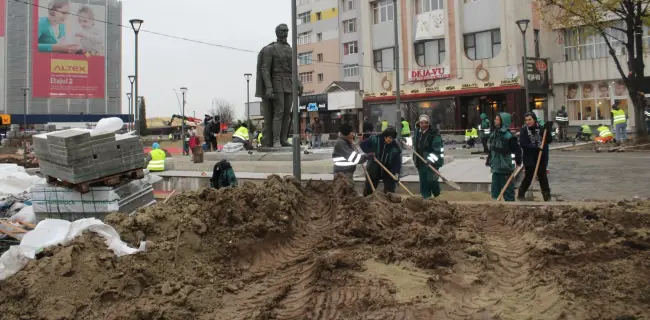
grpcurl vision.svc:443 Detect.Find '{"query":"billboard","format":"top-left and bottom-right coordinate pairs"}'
top-left (32, 0), bottom-right (106, 98)
top-left (524, 58), bottom-right (551, 94)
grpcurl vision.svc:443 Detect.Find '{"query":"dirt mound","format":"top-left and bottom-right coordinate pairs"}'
top-left (1, 175), bottom-right (650, 319)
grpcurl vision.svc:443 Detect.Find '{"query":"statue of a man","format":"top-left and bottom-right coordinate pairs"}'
top-left (255, 23), bottom-right (303, 148)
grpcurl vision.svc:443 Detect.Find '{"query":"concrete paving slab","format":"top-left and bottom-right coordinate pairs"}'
top-left (438, 158), bottom-right (491, 183)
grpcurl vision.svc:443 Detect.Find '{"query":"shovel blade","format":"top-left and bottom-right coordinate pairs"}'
top-left (445, 180), bottom-right (462, 191)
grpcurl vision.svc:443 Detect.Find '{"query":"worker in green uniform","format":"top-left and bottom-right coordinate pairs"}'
top-left (479, 113), bottom-right (490, 154)
top-left (485, 113), bottom-right (522, 201)
top-left (412, 114), bottom-right (444, 198)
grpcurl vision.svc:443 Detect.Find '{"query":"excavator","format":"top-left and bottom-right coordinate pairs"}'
top-left (163, 114), bottom-right (202, 127)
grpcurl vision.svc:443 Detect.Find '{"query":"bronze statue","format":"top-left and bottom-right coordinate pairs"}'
top-left (255, 23), bottom-right (303, 148)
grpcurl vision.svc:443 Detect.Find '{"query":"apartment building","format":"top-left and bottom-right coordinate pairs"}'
top-left (359, 0), bottom-right (555, 132)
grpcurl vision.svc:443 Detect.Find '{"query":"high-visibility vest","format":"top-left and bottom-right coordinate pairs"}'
top-left (645, 109), bottom-right (650, 118)
top-left (465, 130), bottom-right (472, 141)
top-left (597, 126), bottom-right (613, 138)
top-left (258, 132), bottom-right (263, 143)
top-left (401, 120), bottom-right (410, 135)
top-left (381, 121), bottom-right (388, 131)
top-left (233, 127), bottom-right (249, 140)
top-left (580, 124), bottom-right (592, 135)
top-left (612, 109), bottom-right (626, 125)
top-left (470, 128), bottom-right (478, 138)
top-left (555, 114), bottom-right (569, 122)
top-left (147, 149), bottom-right (166, 171)
top-left (479, 124), bottom-right (490, 135)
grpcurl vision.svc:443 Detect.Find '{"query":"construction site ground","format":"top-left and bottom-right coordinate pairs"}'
top-left (1, 176), bottom-right (649, 319)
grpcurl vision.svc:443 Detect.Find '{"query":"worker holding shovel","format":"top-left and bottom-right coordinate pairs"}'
top-left (486, 113), bottom-right (522, 201)
top-left (411, 114), bottom-right (445, 198)
top-left (359, 127), bottom-right (402, 196)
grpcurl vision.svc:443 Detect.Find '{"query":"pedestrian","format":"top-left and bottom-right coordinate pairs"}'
top-left (412, 114), bottom-right (444, 199)
top-left (479, 112), bottom-right (490, 153)
top-left (332, 123), bottom-right (367, 182)
top-left (203, 113), bottom-right (219, 152)
top-left (555, 106), bottom-right (569, 142)
top-left (611, 101), bottom-right (628, 143)
top-left (360, 127), bottom-right (402, 196)
top-left (485, 113), bottom-right (522, 201)
top-left (210, 160), bottom-right (237, 189)
top-left (517, 112), bottom-right (552, 202)
top-left (362, 116), bottom-right (373, 140)
top-left (311, 117), bottom-right (323, 148)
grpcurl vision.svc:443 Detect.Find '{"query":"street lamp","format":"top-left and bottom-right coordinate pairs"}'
top-left (516, 19), bottom-right (530, 111)
top-left (126, 92), bottom-right (132, 131)
top-left (20, 88), bottom-right (29, 165)
top-left (244, 73), bottom-right (252, 137)
top-left (393, 0), bottom-right (402, 143)
top-left (180, 87), bottom-right (188, 156)
top-left (128, 75), bottom-right (135, 131)
top-left (291, 0), bottom-right (301, 179)
top-left (130, 19), bottom-right (143, 135)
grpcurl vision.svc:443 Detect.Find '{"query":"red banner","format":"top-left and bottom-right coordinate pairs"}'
top-left (32, 0), bottom-right (105, 98)
top-left (0, 0), bottom-right (6, 37)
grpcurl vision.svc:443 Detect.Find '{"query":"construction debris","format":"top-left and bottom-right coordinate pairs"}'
top-left (0, 176), bottom-right (648, 319)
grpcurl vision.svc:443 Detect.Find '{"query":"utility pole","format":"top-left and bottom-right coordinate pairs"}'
top-left (21, 88), bottom-right (30, 165)
top-left (393, 0), bottom-right (401, 142)
top-left (291, 0), bottom-right (301, 179)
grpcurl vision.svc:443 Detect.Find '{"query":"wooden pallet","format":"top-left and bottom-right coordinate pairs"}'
top-left (46, 168), bottom-right (145, 194)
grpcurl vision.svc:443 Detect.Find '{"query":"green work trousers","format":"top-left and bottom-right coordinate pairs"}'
top-left (491, 172), bottom-right (515, 201)
top-left (418, 166), bottom-right (441, 198)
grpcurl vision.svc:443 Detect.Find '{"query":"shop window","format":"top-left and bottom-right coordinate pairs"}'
top-left (414, 39), bottom-right (445, 66)
top-left (464, 29), bottom-right (501, 60)
top-left (565, 80), bottom-right (629, 121)
top-left (373, 47), bottom-right (395, 72)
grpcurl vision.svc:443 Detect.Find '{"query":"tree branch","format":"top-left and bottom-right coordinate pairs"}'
top-left (599, 29), bottom-right (629, 82)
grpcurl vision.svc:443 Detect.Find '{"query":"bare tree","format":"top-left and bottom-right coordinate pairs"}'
top-left (210, 98), bottom-right (236, 124)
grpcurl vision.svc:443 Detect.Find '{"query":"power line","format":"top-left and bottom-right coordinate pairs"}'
top-left (15, 0), bottom-right (524, 73)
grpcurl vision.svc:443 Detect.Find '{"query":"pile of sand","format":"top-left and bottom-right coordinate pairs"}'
top-left (0, 175), bottom-right (649, 319)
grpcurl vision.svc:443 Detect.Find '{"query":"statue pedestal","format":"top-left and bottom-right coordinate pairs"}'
top-left (256, 146), bottom-right (293, 153)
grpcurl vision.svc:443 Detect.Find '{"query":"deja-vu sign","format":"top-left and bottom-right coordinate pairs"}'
top-left (409, 66), bottom-right (451, 82)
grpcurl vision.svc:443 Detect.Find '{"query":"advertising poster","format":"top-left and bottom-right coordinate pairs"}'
top-left (32, 0), bottom-right (105, 98)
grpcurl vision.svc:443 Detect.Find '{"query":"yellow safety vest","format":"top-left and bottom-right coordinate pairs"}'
top-left (612, 109), bottom-right (626, 125)
top-left (233, 127), bottom-right (249, 140)
top-left (580, 125), bottom-right (592, 135)
top-left (147, 149), bottom-right (166, 171)
top-left (597, 126), bottom-right (613, 138)
top-left (381, 121), bottom-right (388, 131)
top-left (401, 120), bottom-right (410, 135)
top-left (258, 132), bottom-right (263, 143)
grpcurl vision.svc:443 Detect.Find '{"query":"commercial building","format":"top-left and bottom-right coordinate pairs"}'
top-left (1, 0), bottom-right (124, 127)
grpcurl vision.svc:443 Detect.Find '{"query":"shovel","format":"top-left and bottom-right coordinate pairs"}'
top-left (404, 145), bottom-right (461, 190)
top-left (354, 146), bottom-right (376, 193)
top-left (373, 160), bottom-right (415, 196)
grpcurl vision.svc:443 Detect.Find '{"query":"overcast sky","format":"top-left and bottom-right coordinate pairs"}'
top-left (121, 0), bottom-right (292, 120)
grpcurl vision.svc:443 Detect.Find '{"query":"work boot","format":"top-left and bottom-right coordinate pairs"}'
top-left (272, 141), bottom-right (282, 148)
top-left (517, 188), bottom-right (527, 201)
top-left (281, 141), bottom-right (292, 147)
top-left (542, 191), bottom-right (552, 202)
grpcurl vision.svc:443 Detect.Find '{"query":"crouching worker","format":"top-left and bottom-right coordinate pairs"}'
top-left (210, 160), bottom-right (238, 189)
top-left (232, 124), bottom-right (253, 150)
top-left (360, 127), bottom-right (401, 196)
top-left (146, 142), bottom-right (166, 172)
top-left (332, 123), bottom-right (367, 182)
top-left (486, 113), bottom-right (522, 201)
top-left (413, 114), bottom-right (444, 198)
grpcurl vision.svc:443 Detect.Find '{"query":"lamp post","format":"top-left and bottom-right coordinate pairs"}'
top-left (130, 19), bottom-right (143, 135)
top-left (291, 0), bottom-right (301, 179)
top-left (393, 0), bottom-right (401, 143)
top-left (21, 88), bottom-right (29, 164)
top-left (126, 92), bottom-right (132, 131)
top-left (244, 73), bottom-right (252, 137)
top-left (128, 75), bottom-right (135, 131)
top-left (180, 87), bottom-right (188, 156)
top-left (516, 19), bottom-right (530, 111)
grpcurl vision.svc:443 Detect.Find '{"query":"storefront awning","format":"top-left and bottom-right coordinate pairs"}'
top-left (363, 85), bottom-right (522, 103)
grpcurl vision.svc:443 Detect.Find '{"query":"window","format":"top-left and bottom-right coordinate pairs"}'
top-left (372, 0), bottom-right (394, 24)
top-left (464, 29), bottom-right (501, 60)
top-left (566, 81), bottom-right (628, 121)
top-left (317, 53), bottom-right (323, 62)
top-left (414, 39), bottom-right (445, 66)
top-left (318, 73), bottom-right (324, 82)
top-left (563, 21), bottom-right (626, 61)
top-left (534, 29), bottom-right (540, 58)
top-left (297, 12), bottom-right (311, 25)
top-left (316, 33), bottom-right (322, 41)
top-left (342, 0), bottom-right (355, 11)
top-left (343, 64), bottom-right (360, 77)
top-left (298, 0), bottom-right (309, 5)
top-left (316, 12), bottom-right (322, 20)
top-left (415, 0), bottom-right (444, 14)
top-left (299, 72), bottom-right (313, 83)
top-left (373, 47), bottom-right (394, 72)
top-left (343, 19), bottom-right (356, 33)
top-left (344, 41), bottom-right (358, 55)
top-left (298, 52), bottom-right (312, 65)
top-left (297, 32), bottom-right (311, 45)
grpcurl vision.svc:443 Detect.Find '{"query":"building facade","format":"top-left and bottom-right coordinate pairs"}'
top-left (1, 0), bottom-right (123, 125)
top-left (359, 0), bottom-right (554, 132)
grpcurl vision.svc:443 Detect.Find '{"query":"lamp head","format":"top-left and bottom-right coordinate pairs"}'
top-left (128, 75), bottom-right (135, 84)
top-left (516, 19), bottom-right (530, 33)
top-left (130, 19), bottom-right (143, 33)
top-left (244, 73), bottom-right (252, 81)
top-left (21, 87), bottom-right (30, 93)
top-left (180, 87), bottom-right (188, 94)
top-left (126, 93), bottom-right (132, 99)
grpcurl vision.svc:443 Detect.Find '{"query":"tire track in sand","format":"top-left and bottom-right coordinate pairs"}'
top-left (436, 208), bottom-right (568, 319)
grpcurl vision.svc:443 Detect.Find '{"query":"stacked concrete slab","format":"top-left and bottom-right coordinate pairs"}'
top-left (33, 129), bottom-right (145, 184)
